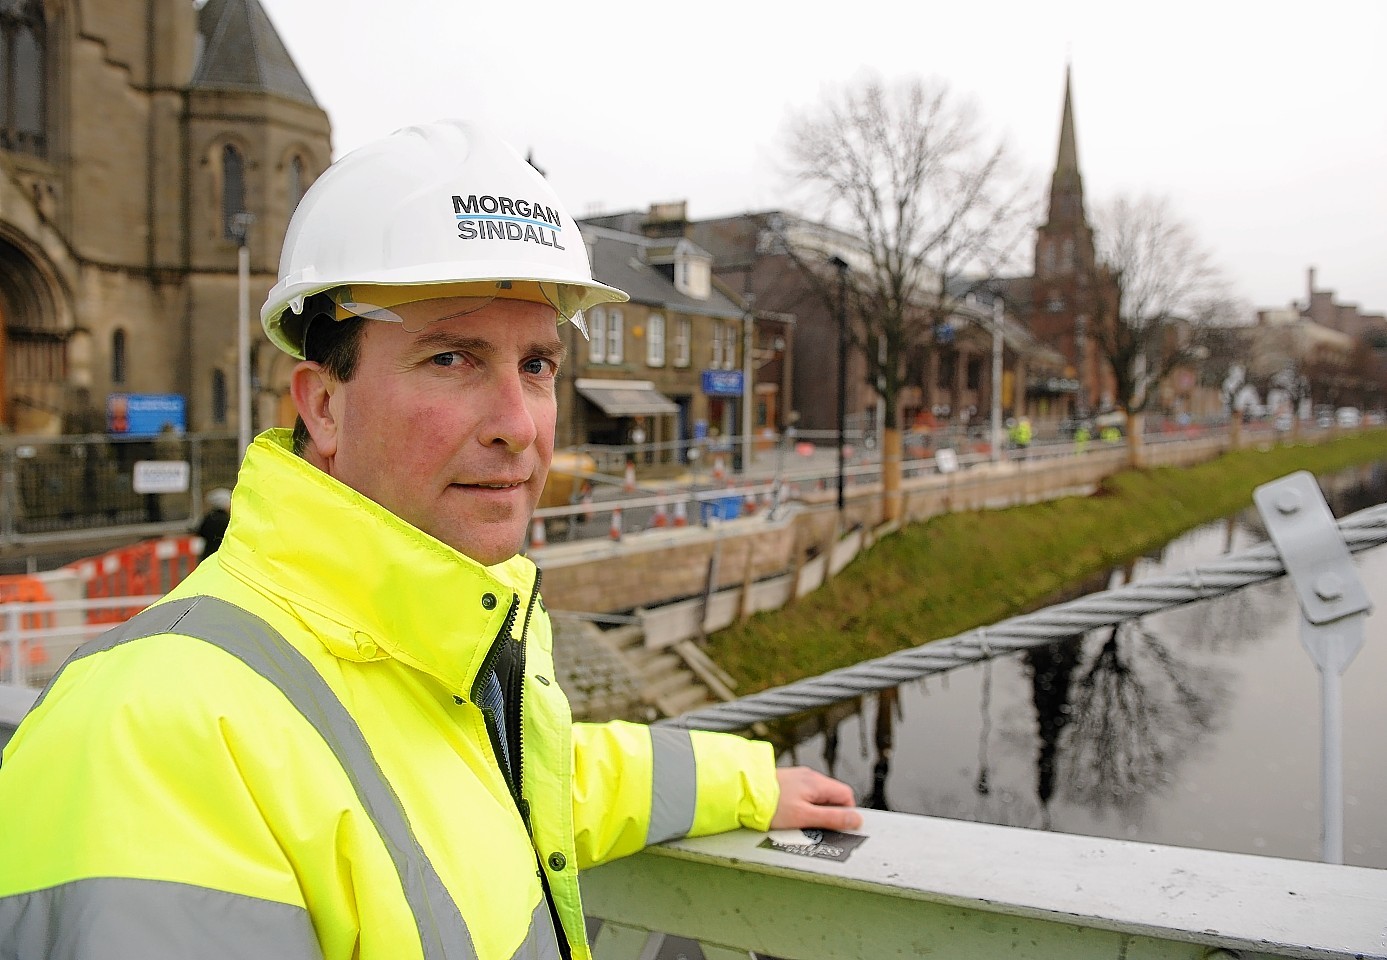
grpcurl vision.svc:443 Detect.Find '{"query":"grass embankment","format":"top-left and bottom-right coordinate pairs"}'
top-left (706, 431), bottom-right (1387, 693)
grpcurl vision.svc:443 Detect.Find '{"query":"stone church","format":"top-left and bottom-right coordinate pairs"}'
top-left (0, 0), bottom-right (330, 436)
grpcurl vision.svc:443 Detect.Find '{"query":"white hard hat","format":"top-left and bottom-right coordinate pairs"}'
top-left (261, 119), bottom-right (628, 359)
top-left (206, 488), bottom-right (233, 510)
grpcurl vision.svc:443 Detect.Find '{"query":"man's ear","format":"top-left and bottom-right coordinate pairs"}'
top-left (290, 361), bottom-right (339, 461)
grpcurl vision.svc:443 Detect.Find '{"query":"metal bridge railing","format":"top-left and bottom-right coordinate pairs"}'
top-left (658, 496), bottom-right (1387, 735)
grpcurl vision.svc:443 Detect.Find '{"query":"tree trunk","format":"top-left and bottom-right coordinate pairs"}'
top-left (882, 426), bottom-right (903, 522)
top-left (1126, 411), bottom-right (1145, 469)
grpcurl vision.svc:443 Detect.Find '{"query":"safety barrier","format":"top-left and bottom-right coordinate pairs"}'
top-left (0, 575), bottom-right (51, 682)
top-left (64, 536), bottom-right (202, 624)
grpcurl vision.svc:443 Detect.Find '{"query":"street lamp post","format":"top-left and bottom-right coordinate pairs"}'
top-left (991, 296), bottom-right (1004, 463)
top-left (829, 255), bottom-right (849, 514)
top-left (231, 212), bottom-right (257, 460)
top-left (741, 295), bottom-right (755, 477)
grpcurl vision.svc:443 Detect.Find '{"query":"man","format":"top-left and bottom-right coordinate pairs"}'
top-left (0, 120), bottom-right (858, 958)
top-left (193, 487), bottom-right (232, 556)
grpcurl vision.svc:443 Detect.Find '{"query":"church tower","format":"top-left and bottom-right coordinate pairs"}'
top-left (1031, 66), bottom-right (1102, 416)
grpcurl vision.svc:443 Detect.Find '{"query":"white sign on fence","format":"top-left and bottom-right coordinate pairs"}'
top-left (935, 447), bottom-right (959, 474)
top-left (133, 460), bottom-right (190, 494)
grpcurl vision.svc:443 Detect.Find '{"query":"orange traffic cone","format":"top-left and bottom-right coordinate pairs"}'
top-left (623, 461), bottom-right (636, 494)
top-left (580, 484), bottom-right (595, 522)
top-left (712, 454), bottom-right (726, 483)
top-left (743, 491), bottom-right (758, 516)
top-left (652, 501), bottom-right (669, 527)
top-left (609, 508), bottom-right (623, 541)
top-left (529, 518), bottom-right (547, 550)
top-left (672, 500), bottom-right (688, 527)
top-left (761, 489), bottom-right (775, 511)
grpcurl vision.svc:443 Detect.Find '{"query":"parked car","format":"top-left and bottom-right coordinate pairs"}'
top-left (1336, 407), bottom-right (1362, 428)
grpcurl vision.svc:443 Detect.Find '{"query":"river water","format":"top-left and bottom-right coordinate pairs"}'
top-left (776, 464), bottom-right (1387, 869)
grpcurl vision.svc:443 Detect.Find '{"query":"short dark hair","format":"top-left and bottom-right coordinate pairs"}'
top-left (292, 294), bottom-right (367, 456)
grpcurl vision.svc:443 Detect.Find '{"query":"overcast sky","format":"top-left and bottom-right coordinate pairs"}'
top-left (260, 0), bottom-right (1385, 316)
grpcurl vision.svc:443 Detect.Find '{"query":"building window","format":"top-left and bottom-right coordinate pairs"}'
top-left (721, 322), bottom-right (738, 370)
top-left (966, 356), bottom-right (982, 390)
top-left (675, 318), bottom-right (691, 367)
top-left (211, 370), bottom-right (228, 425)
top-left (711, 322), bottom-right (723, 368)
top-left (222, 143), bottom-right (246, 240)
top-left (111, 329), bottom-right (127, 385)
top-left (0, 0), bottom-right (46, 157)
top-left (646, 313), bottom-right (665, 367)
top-left (588, 307), bottom-right (606, 363)
top-left (606, 310), bottom-right (623, 364)
top-left (1061, 238), bottom-right (1074, 272)
top-left (288, 155), bottom-right (306, 212)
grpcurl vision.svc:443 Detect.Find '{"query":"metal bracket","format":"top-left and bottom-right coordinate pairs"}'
top-left (1253, 470), bottom-right (1372, 863)
top-left (1254, 471), bottom-right (1371, 625)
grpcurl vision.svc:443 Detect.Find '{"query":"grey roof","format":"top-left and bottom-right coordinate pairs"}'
top-left (581, 225), bottom-right (745, 320)
top-left (193, 0), bottom-right (319, 107)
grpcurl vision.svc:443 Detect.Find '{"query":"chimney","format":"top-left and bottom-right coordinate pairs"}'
top-left (642, 201), bottom-right (689, 239)
top-left (1308, 266), bottom-right (1317, 301)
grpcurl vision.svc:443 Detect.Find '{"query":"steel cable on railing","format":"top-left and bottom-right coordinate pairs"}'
top-left (659, 501), bottom-right (1387, 732)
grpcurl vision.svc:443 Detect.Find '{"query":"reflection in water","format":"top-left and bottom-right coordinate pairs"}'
top-left (1024, 634), bottom-right (1082, 830)
top-left (867, 688), bottom-right (896, 811)
top-left (974, 660), bottom-right (991, 799)
top-left (1060, 619), bottom-right (1224, 820)
top-left (774, 464), bottom-right (1387, 867)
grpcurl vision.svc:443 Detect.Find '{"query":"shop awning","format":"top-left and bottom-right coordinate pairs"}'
top-left (574, 379), bottom-right (679, 417)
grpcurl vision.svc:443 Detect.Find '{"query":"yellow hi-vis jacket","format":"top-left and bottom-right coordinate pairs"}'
top-left (0, 430), bottom-right (780, 960)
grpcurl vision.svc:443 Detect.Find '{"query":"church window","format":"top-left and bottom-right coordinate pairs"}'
top-left (1061, 238), bottom-right (1075, 272)
top-left (211, 370), bottom-right (228, 425)
top-left (0, 0), bottom-right (46, 157)
top-left (111, 329), bottom-right (127, 385)
top-left (222, 143), bottom-right (247, 240)
top-left (288, 155), bottom-right (306, 212)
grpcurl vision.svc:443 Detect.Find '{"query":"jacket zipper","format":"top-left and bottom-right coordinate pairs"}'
top-left (471, 594), bottom-right (523, 817)
top-left (512, 567), bottom-right (540, 823)
top-left (468, 569), bottom-right (542, 832)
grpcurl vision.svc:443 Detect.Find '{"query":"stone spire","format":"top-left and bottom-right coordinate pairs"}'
top-left (1055, 64), bottom-right (1079, 176)
top-left (1045, 64), bottom-right (1087, 229)
top-left (193, 0), bottom-right (319, 107)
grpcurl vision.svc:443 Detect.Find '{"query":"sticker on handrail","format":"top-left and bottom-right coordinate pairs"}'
top-left (759, 828), bottom-right (866, 863)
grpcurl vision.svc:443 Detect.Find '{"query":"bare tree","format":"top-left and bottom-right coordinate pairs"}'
top-left (782, 75), bottom-right (1030, 520)
top-left (1090, 195), bottom-right (1234, 463)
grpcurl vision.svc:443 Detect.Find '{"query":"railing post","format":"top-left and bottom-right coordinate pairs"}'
top-left (1, 444), bottom-right (17, 546)
top-left (5, 604), bottom-right (20, 686)
top-left (1253, 470), bottom-right (1372, 865)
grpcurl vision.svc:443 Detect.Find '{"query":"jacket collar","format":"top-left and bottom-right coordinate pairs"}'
top-left (217, 429), bottom-right (538, 697)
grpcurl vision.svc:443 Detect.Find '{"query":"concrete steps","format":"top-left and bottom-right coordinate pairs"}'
top-left (596, 622), bottom-right (722, 720)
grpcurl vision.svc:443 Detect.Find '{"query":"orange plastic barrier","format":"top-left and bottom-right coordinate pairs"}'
top-left (0, 575), bottom-right (52, 677)
top-left (65, 537), bottom-right (202, 625)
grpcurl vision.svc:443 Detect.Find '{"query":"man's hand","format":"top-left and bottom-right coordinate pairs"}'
top-left (770, 766), bottom-right (863, 832)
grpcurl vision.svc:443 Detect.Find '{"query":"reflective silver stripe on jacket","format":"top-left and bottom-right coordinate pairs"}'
top-left (16, 595), bottom-right (564, 960)
top-left (645, 726), bottom-right (697, 845)
top-left (0, 877), bottom-right (321, 960)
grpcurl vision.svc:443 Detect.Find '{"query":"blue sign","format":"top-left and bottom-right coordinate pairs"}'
top-left (107, 393), bottom-right (187, 438)
top-left (701, 369), bottom-right (744, 396)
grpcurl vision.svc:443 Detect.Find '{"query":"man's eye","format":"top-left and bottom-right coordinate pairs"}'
top-left (524, 357), bottom-right (557, 376)
top-left (431, 352), bottom-right (460, 367)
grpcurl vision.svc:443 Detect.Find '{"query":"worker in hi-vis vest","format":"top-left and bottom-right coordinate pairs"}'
top-left (0, 120), bottom-right (861, 960)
